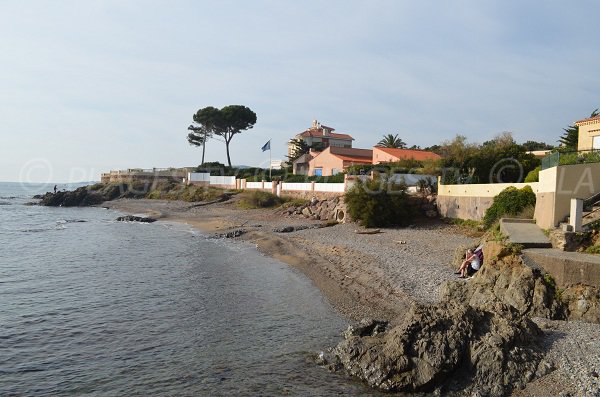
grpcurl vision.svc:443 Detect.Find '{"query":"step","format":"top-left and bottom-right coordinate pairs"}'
top-left (523, 248), bottom-right (600, 288)
top-left (499, 218), bottom-right (552, 248)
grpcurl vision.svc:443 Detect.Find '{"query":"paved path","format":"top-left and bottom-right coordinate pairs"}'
top-left (500, 218), bottom-right (552, 248)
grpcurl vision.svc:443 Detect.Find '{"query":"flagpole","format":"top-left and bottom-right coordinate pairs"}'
top-left (269, 139), bottom-right (272, 179)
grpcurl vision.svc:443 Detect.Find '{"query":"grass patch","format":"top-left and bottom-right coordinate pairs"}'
top-left (281, 197), bottom-right (310, 208)
top-left (238, 191), bottom-right (283, 209)
top-left (486, 223), bottom-right (507, 243)
top-left (146, 185), bottom-right (227, 202)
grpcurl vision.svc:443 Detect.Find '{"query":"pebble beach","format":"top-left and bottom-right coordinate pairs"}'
top-left (105, 197), bottom-right (600, 396)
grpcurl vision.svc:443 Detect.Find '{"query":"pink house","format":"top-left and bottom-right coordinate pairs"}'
top-left (308, 147), bottom-right (373, 176)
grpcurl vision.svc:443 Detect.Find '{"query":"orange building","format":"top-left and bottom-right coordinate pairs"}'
top-left (372, 147), bottom-right (441, 164)
top-left (308, 147), bottom-right (373, 176)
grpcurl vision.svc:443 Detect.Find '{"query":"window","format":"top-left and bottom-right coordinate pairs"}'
top-left (593, 135), bottom-right (600, 150)
top-left (314, 168), bottom-right (323, 176)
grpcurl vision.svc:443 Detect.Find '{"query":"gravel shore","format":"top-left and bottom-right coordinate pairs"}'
top-left (105, 198), bottom-right (600, 396)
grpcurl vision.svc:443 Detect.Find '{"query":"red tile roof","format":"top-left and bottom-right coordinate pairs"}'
top-left (374, 147), bottom-right (441, 161)
top-left (337, 155), bottom-right (372, 163)
top-left (298, 128), bottom-right (354, 140)
top-left (575, 116), bottom-right (600, 125)
top-left (329, 147), bottom-right (373, 163)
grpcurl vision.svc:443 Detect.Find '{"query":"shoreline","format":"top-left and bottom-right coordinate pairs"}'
top-left (104, 198), bottom-right (476, 323)
top-left (103, 197), bottom-right (600, 396)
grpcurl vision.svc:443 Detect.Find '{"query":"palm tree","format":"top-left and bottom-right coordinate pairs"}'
top-left (377, 134), bottom-right (406, 148)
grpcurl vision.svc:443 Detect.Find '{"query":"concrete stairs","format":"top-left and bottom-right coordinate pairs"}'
top-left (499, 218), bottom-right (552, 248)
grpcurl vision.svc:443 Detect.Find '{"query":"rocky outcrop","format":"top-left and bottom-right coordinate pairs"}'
top-left (441, 242), bottom-right (565, 320)
top-left (280, 196), bottom-right (349, 223)
top-left (39, 187), bottom-right (106, 207)
top-left (561, 285), bottom-right (600, 323)
top-left (37, 183), bottom-right (143, 207)
top-left (116, 215), bottom-right (157, 223)
top-left (325, 240), bottom-right (585, 395)
top-left (327, 302), bottom-right (550, 396)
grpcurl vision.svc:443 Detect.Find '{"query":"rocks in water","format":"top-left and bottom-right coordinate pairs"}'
top-left (116, 215), bottom-right (157, 223)
top-left (329, 302), bottom-right (547, 396)
top-left (39, 187), bottom-right (105, 207)
top-left (211, 229), bottom-right (246, 238)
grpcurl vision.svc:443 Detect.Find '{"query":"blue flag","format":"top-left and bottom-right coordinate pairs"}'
top-left (261, 140), bottom-right (271, 152)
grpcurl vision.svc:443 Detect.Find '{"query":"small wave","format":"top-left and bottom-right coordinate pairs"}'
top-left (56, 219), bottom-right (87, 224)
top-left (0, 201), bottom-right (11, 205)
top-left (0, 196), bottom-right (17, 200)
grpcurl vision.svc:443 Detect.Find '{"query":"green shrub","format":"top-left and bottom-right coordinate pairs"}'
top-left (88, 183), bottom-right (105, 191)
top-left (344, 177), bottom-right (414, 227)
top-left (239, 191), bottom-right (283, 209)
top-left (524, 166), bottom-right (540, 182)
top-left (585, 245), bottom-right (600, 254)
top-left (483, 186), bottom-right (536, 229)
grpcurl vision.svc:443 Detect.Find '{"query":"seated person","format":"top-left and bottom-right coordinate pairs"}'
top-left (456, 248), bottom-right (481, 278)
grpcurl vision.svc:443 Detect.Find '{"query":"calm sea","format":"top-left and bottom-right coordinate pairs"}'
top-left (0, 182), bottom-right (383, 396)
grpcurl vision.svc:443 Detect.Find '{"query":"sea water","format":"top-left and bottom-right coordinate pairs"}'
top-left (0, 182), bottom-right (384, 396)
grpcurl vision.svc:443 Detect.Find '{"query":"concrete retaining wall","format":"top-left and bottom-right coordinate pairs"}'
top-left (437, 179), bottom-right (539, 221)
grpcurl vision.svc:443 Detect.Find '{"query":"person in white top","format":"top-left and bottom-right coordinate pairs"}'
top-left (456, 249), bottom-right (481, 278)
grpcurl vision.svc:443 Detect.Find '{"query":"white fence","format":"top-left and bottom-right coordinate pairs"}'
top-left (185, 172), bottom-right (427, 194)
top-left (187, 172), bottom-right (210, 183)
top-left (314, 183), bottom-right (345, 193)
top-left (210, 176), bottom-right (236, 186)
top-left (281, 182), bottom-right (313, 191)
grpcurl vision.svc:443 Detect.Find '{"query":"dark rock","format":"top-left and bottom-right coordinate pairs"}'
top-left (330, 302), bottom-right (545, 396)
top-left (211, 229), bottom-right (246, 238)
top-left (116, 215), bottom-right (157, 223)
top-left (39, 187), bottom-right (105, 207)
top-left (342, 319), bottom-right (388, 338)
top-left (273, 226), bottom-right (295, 233)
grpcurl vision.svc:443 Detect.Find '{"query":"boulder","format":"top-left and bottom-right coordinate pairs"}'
top-left (302, 207), bottom-right (312, 217)
top-left (329, 302), bottom-right (546, 396)
top-left (440, 248), bottom-right (564, 319)
top-left (116, 215), bottom-right (157, 223)
top-left (561, 285), bottom-right (600, 323)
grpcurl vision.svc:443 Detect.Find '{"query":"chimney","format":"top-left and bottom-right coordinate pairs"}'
top-left (312, 119), bottom-right (318, 129)
top-left (323, 126), bottom-right (330, 136)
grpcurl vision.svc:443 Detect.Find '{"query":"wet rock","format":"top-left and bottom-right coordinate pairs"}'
top-left (211, 229), bottom-right (246, 238)
top-left (116, 215), bottom-right (157, 223)
top-left (273, 226), bottom-right (295, 233)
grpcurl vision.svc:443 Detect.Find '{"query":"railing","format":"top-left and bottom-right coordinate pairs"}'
top-left (541, 149), bottom-right (600, 170)
top-left (583, 190), bottom-right (600, 211)
top-left (541, 152), bottom-right (560, 170)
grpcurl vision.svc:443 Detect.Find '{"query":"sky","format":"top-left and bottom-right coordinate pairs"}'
top-left (1, 0), bottom-right (599, 183)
